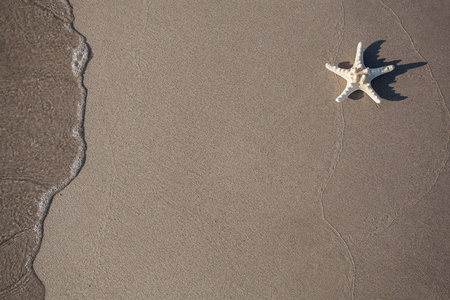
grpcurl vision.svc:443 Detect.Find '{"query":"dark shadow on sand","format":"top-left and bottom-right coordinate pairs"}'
top-left (338, 40), bottom-right (426, 101)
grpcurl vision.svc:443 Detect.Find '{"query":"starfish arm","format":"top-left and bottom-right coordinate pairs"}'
top-left (325, 63), bottom-right (349, 79)
top-left (367, 65), bottom-right (395, 80)
top-left (354, 42), bottom-right (365, 69)
top-left (335, 83), bottom-right (359, 103)
top-left (360, 83), bottom-right (382, 103)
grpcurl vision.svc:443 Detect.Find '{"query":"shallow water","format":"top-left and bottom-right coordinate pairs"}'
top-left (0, 0), bottom-right (87, 298)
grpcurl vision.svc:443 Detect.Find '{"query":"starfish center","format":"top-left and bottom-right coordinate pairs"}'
top-left (350, 67), bottom-right (369, 83)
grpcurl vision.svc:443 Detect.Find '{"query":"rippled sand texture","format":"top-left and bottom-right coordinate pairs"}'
top-left (0, 0), bottom-right (87, 299)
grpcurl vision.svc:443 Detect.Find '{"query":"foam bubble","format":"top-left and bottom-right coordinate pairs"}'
top-left (72, 43), bottom-right (88, 76)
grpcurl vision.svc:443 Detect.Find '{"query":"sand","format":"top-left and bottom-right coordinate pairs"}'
top-left (2, 0), bottom-right (449, 299)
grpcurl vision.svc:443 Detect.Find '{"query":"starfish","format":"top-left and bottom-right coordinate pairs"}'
top-left (326, 42), bottom-right (394, 103)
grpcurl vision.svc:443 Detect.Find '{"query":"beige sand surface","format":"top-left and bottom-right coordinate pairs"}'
top-left (34, 0), bottom-right (449, 299)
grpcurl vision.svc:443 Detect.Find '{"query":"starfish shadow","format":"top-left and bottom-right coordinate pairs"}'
top-left (338, 40), bottom-right (426, 101)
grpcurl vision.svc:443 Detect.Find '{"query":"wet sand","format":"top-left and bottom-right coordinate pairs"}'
top-left (2, 0), bottom-right (449, 299)
top-left (1, 0), bottom-right (88, 299)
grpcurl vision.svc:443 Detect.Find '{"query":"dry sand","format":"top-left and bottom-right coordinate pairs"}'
top-left (3, 0), bottom-right (449, 299)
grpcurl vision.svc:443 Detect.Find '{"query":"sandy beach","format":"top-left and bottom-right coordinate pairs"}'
top-left (1, 0), bottom-right (449, 299)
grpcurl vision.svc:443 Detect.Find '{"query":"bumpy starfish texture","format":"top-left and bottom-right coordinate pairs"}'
top-left (326, 42), bottom-right (394, 103)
